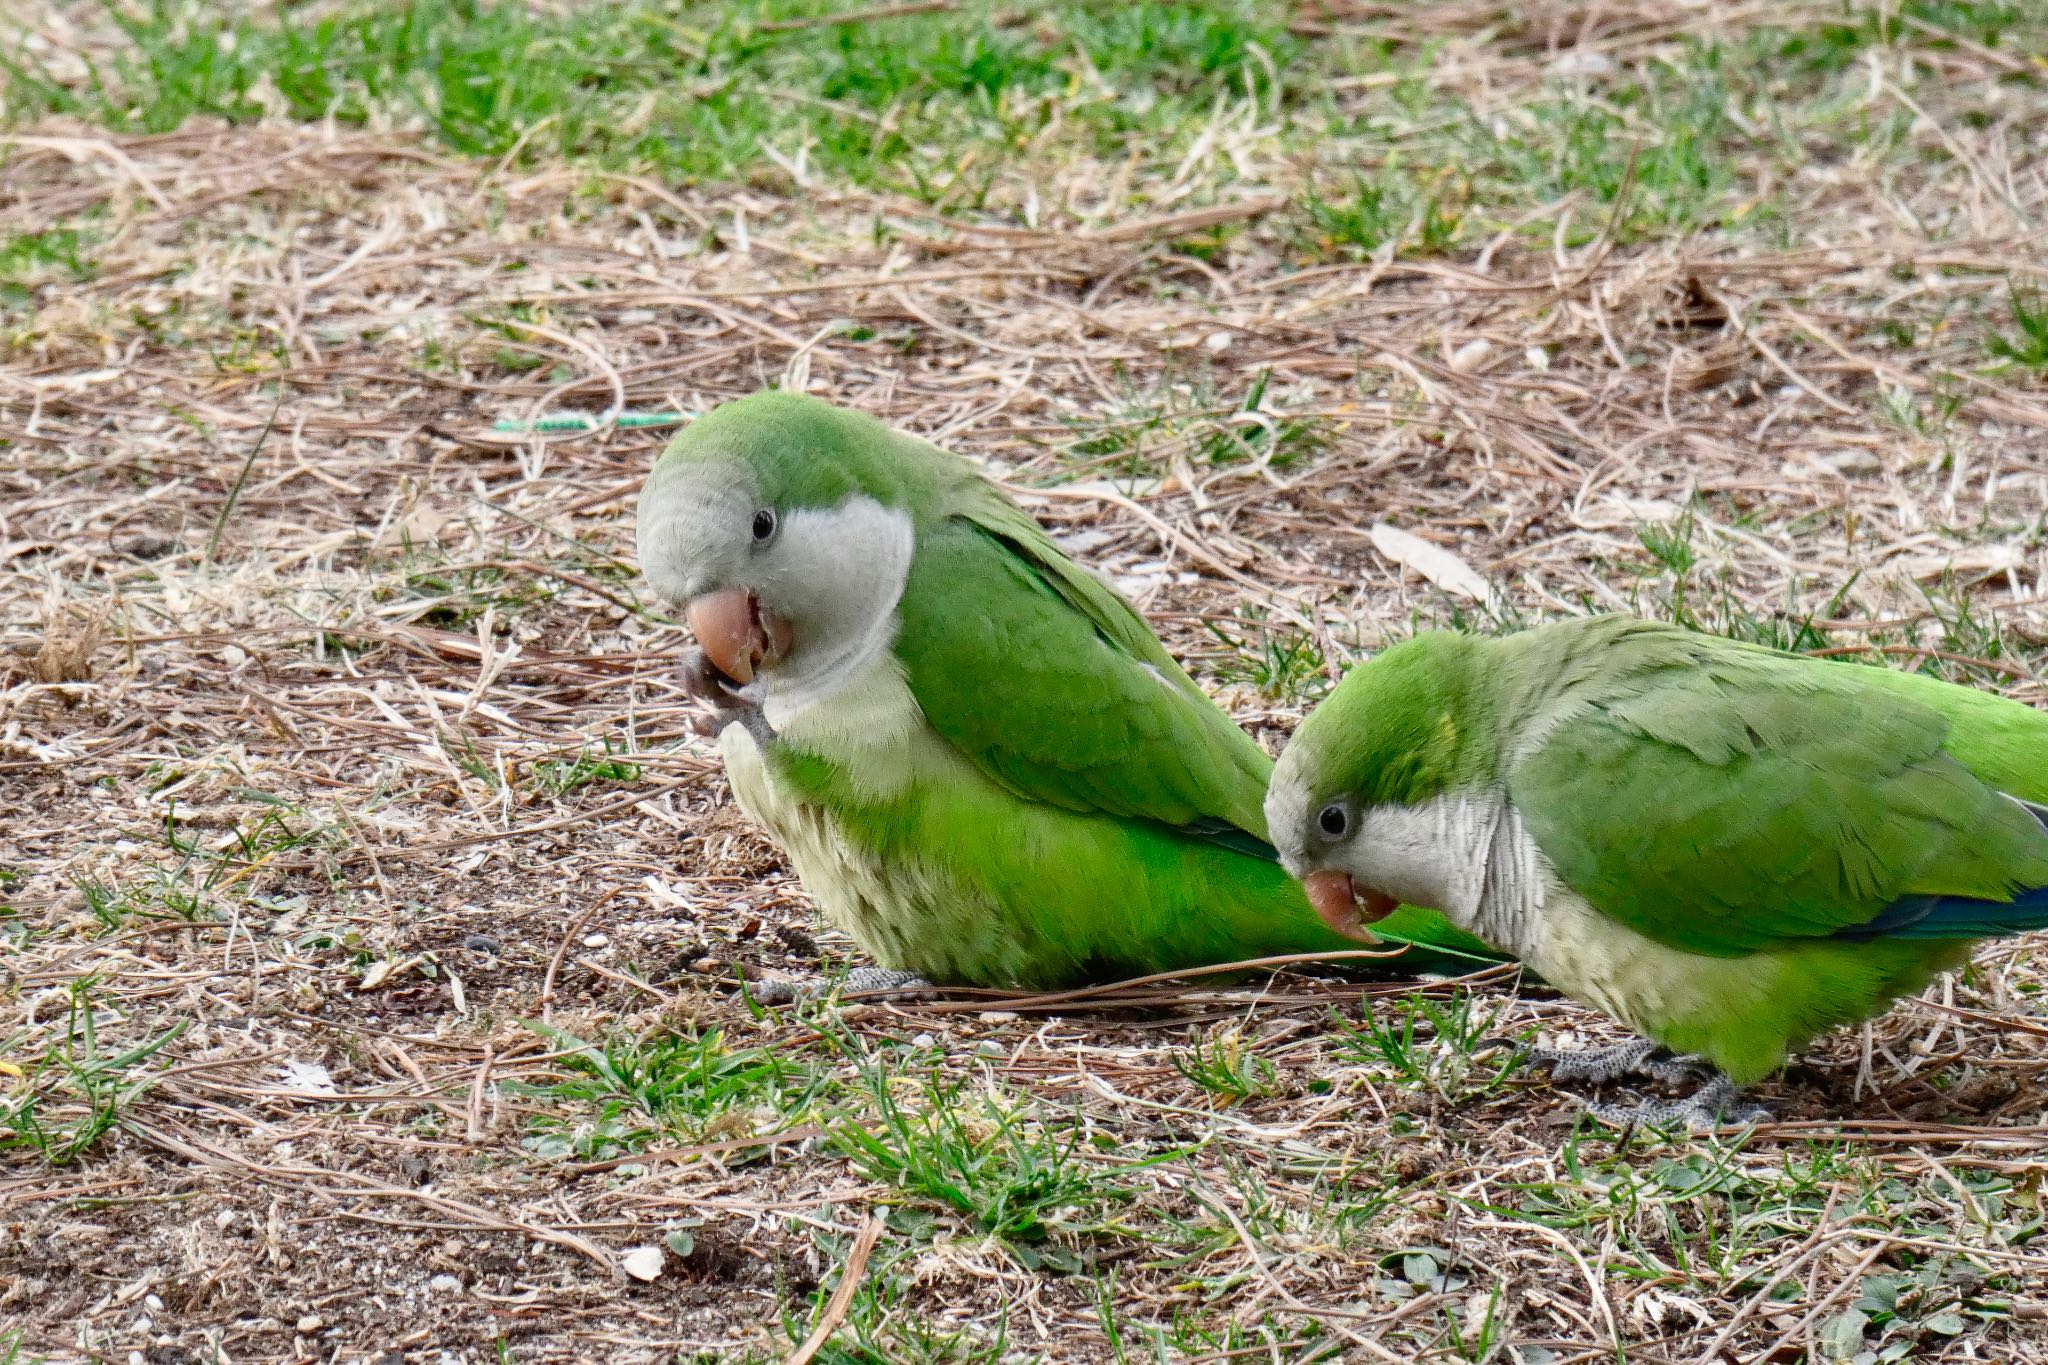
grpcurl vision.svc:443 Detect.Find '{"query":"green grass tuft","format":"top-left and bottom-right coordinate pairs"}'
top-left (1333, 989), bottom-right (1521, 1106)
top-left (0, 981), bottom-right (188, 1165)
top-left (511, 1021), bottom-right (818, 1159)
top-left (830, 1058), bottom-right (1165, 1244)
top-left (1987, 286), bottom-right (2048, 375)
top-left (1172, 1028), bottom-right (1282, 1103)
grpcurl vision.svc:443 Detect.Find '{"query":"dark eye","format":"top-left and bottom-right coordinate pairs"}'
top-left (751, 508), bottom-right (777, 543)
top-left (1317, 803), bottom-right (1349, 838)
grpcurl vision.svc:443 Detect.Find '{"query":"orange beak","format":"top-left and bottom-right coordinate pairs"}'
top-left (1301, 870), bottom-right (1398, 942)
top-left (685, 587), bottom-right (792, 685)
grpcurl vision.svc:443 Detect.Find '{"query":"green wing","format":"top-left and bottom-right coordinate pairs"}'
top-left (1509, 654), bottom-right (2048, 957)
top-left (892, 480), bottom-right (1275, 844)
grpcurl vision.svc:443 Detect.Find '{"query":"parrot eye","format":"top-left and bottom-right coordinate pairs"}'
top-left (1317, 803), bottom-right (1349, 838)
top-left (750, 508), bottom-right (778, 543)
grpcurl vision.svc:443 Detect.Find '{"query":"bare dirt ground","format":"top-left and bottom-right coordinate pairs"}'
top-left (6, 6), bottom-right (2048, 1363)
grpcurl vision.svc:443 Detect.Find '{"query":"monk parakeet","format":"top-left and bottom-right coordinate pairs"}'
top-left (634, 390), bottom-right (1499, 994)
top-left (1267, 613), bottom-right (2048, 1128)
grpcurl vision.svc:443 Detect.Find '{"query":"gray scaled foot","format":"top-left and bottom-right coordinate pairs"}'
top-left (1584, 1073), bottom-right (1773, 1133)
top-left (1518, 1036), bottom-right (1717, 1088)
top-left (680, 646), bottom-right (773, 745)
top-left (750, 967), bottom-right (937, 1006)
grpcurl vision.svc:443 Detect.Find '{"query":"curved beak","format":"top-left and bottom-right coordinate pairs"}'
top-left (685, 587), bottom-right (792, 685)
top-left (1300, 870), bottom-right (1397, 943)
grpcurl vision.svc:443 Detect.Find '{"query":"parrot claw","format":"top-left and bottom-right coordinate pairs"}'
top-left (680, 647), bottom-right (773, 743)
top-left (1518, 1037), bottom-right (1715, 1088)
top-left (1580, 1074), bottom-right (1772, 1134)
top-left (750, 967), bottom-right (937, 1006)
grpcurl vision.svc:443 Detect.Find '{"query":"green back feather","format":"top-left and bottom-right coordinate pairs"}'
top-left (1489, 618), bottom-right (2048, 956)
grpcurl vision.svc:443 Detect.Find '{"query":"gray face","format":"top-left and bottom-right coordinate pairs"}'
top-left (636, 456), bottom-right (918, 703)
top-left (636, 456), bottom-right (761, 609)
top-left (1266, 742), bottom-right (1344, 877)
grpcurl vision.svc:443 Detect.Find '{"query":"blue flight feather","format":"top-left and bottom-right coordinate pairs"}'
top-left (1836, 796), bottom-right (2048, 942)
top-left (1181, 816), bottom-right (1280, 862)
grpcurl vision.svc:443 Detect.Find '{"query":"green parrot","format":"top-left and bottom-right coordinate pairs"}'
top-left (1266, 613), bottom-right (2048, 1127)
top-left (634, 390), bottom-right (1499, 995)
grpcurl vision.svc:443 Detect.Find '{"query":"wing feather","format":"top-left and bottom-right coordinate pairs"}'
top-left (1510, 655), bottom-right (2048, 956)
top-left (893, 492), bottom-right (1275, 847)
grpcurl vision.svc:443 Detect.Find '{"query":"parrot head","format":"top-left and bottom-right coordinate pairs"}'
top-left (1266, 634), bottom-right (1484, 939)
top-left (636, 390), bottom-right (935, 699)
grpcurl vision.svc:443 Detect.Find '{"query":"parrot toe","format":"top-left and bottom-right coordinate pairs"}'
top-left (1511, 1036), bottom-right (1717, 1088)
top-left (749, 967), bottom-right (937, 1006)
top-left (839, 967), bottom-right (938, 999)
top-left (1581, 1074), bottom-right (1772, 1134)
top-left (678, 646), bottom-right (735, 701)
top-left (679, 647), bottom-right (773, 743)
top-left (680, 647), bottom-right (764, 709)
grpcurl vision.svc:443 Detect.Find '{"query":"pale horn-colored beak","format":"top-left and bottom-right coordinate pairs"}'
top-left (1300, 869), bottom-right (1396, 942)
top-left (685, 587), bottom-right (791, 685)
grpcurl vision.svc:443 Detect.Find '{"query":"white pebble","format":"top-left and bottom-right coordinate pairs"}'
top-left (1449, 338), bottom-right (1493, 373)
top-left (1547, 49), bottom-right (1616, 78)
top-left (582, 933), bottom-right (610, 948)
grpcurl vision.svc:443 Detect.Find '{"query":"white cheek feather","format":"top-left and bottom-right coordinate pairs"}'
top-left (1340, 794), bottom-right (1554, 960)
top-left (1263, 763), bottom-right (1316, 879)
top-left (759, 498), bottom-right (916, 723)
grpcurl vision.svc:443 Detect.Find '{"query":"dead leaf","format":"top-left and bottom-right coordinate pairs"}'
top-left (34, 603), bottom-right (107, 684)
top-left (1370, 524), bottom-right (1497, 605)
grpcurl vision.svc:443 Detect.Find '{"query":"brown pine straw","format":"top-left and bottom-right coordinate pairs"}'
top-left (5, 4), bottom-right (2048, 1358)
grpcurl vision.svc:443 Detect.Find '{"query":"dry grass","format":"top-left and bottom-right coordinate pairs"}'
top-left (4, 2), bottom-right (2048, 1362)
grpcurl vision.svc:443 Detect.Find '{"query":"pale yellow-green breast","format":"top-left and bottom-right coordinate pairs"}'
top-left (718, 653), bottom-right (1038, 983)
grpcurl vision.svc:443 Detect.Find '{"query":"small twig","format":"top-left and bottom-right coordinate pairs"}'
top-left (565, 1124), bottom-right (827, 1175)
top-left (784, 1211), bottom-right (885, 1365)
top-left (126, 1120), bottom-right (612, 1269)
top-left (1552, 145), bottom-right (1638, 296)
top-left (1909, 996), bottom-right (2048, 1041)
top-left (1010, 481), bottom-right (1317, 629)
top-left (316, 776), bottom-right (699, 865)
top-left (1698, 284), bottom-right (1859, 418)
top-left (889, 948), bottom-right (1423, 1015)
top-left (541, 888), bottom-right (624, 1020)
top-left (1751, 1242), bottom-right (1888, 1364)
top-left (202, 386), bottom-right (286, 565)
top-left (1690, 1191), bottom-right (1846, 1364)
top-left (1192, 1187), bottom-right (1412, 1356)
top-left (466, 1045), bottom-right (494, 1143)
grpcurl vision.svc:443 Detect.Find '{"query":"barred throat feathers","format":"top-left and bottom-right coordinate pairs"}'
top-left (751, 498), bottom-right (933, 803)
top-left (1347, 793), bottom-right (1555, 961)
